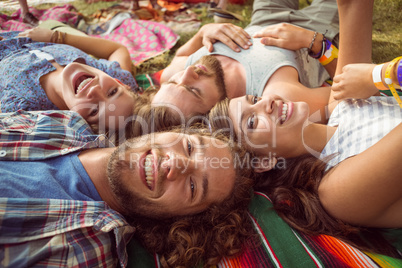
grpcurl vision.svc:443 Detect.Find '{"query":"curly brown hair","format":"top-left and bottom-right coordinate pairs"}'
top-left (128, 128), bottom-right (257, 267)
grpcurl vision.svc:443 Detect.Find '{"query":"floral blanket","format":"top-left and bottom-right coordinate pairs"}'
top-left (0, 4), bottom-right (179, 65)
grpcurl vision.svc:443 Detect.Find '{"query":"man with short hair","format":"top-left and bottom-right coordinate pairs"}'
top-left (153, 0), bottom-right (340, 121)
top-left (0, 110), bottom-right (255, 267)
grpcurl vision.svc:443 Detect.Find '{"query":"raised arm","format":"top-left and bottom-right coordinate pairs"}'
top-left (334, 0), bottom-right (373, 76)
top-left (18, 27), bottom-right (132, 72)
top-left (319, 123), bottom-right (402, 228)
top-left (329, 0), bottom-right (375, 101)
top-left (161, 23), bottom-right (251, 82)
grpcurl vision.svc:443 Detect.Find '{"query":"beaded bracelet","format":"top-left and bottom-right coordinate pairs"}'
top-left (318, 41), bottom-right (338, 66)
top-left (307, 32), bottom-right (319, 58)
top-left (397, 58), bottom-right (402, 92)
top-left (384, 56), bottom-right (402, 108)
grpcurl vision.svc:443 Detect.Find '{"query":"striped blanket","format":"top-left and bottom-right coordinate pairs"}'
top-left (127, 192), bottom-right (402, 267)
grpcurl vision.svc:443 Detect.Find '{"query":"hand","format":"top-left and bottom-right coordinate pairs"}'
top-left (18, 27), bottom-right (54, 43)
top-left (199, 23), bottom-right (252, 52)
top-left (332, 63), bottom-right (379, 100)
top-left (253, 23), bottom-right (314, 51)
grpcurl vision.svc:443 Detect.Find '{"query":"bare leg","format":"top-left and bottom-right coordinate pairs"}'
top-left (149, 0), bottom-right (162, 10)
top-left (129, 0), bottom-right (140, 11)
top-left (18, 0), bottom-right (39, 26)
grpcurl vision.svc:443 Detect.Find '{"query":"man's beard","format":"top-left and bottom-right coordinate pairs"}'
top-left (196, 55), bottom-right (227, 98)
top-left (106, 145), bottom-right (176, 220)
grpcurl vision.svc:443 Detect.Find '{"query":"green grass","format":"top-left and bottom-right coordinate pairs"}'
top-left (137, 0), bottom-right (402, 73)
top-left (2, 0), bottom-right (401, 72)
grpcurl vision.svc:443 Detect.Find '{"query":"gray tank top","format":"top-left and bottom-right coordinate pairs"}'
top-left (186, 25), bottom-right (329, 96)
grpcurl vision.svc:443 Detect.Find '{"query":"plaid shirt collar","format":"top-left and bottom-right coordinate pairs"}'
top-left (0, 110), bottom-right (114, 161)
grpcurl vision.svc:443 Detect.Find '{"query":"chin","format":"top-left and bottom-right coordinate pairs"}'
top-left (297, 102), bottom-right (310, 117)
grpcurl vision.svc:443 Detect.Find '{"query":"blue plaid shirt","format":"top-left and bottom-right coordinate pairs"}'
top-left (0, 110), bottom-right (112, 161)
top-left (0, 110), bottom-right (136, 267)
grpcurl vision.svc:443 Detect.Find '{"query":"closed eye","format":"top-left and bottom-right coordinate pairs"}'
top-left (167, 80), bottom-right (201, 99)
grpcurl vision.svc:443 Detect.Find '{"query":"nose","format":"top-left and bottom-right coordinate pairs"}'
top-left (161, 152), bottom-right (192, 181)
top-left (179, 66), bottom-right (199, 84)
top-left (255, 95), bottom-right (275, 115)
top-left (86, 86), bottom-right (105, 101)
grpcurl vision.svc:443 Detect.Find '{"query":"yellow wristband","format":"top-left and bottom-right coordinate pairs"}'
top-left (384, 56), bottom-right (402, 108)
top-left (372, 64), bottom-right (388, 90)
top-left (319, 44), bottom-right (338, 66)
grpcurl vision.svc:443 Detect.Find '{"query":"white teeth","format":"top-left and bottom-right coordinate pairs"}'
top-left (145, 154), bottom-right (154, 189)
top-left (281, 103), bottom-right (288, 123)
top-left (76, 77), bottom-right (92, 94)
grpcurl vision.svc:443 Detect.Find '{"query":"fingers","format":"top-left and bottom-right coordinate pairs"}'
top-left (204, 39), bottom-right (214, 52)
top-left (220, 24), bottom-right (251, 51)
top-left (18, 29), bottom-right (29, 37)
top-left (207, 23), bottom-right (251, 52)
top-left (332, 91), bottom-right (344, 100)
top-left (260, 37), bottom-right (282, 47)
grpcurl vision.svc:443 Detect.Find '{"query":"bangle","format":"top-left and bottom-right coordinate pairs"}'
top-left (319, 37), bottom-right (329, 59)
top-left (50, 31), bottom-right (66, 44)
top-left (384, 56), bottom-right (402, 108)
top-left (319, 42), bottom-right (338, 66)
top-left (372, 64), bottom-right (388, 91)
top-left (58, 31), bottom-right (66, 44)
top-left (50, 30), bottom-right (58, 43)
top-left (307, 32), bottom-right (319, 58)
top-left (397, 58), bottom-right (402, 91)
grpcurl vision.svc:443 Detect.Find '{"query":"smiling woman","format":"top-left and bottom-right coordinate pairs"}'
top-left (0, 28), bottom-right (139, 139)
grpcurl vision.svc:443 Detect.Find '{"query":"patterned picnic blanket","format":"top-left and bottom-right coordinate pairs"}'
top-left (0, 4), bottom-right (179, 65)
top-left (127, 192), bottom-right (402, 268)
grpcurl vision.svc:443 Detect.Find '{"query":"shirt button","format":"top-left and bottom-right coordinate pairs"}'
top-left (61, 148), bottom-right (69, 153)
top-left (4, 118), bottom-right (13, 123)
top-left (0, 150), bottom-right (6, 157)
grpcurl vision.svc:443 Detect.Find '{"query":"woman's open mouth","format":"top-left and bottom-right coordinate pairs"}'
top-left (74, 74), bottom-right (94, 95)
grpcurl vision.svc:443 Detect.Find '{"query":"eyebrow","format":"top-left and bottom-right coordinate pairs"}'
top-left (115, 87), bottom-right (124, 99)
top-left (239, 95), bottom-right (248, 137)
top-left (194, 135), bottom-right (209, 203)
top-left (201, 174), bottom-right (209, 203)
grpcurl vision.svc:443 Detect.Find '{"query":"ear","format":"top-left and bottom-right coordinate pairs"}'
top-left (254, 156), bottom-right (277, 173)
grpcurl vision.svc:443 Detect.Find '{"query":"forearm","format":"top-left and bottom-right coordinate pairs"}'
top-left (175, 30), bottom-right (205, 57)
top-left (335, 0), bottom-right (373, 76)
top-left (63, 34), bottom-right (131, 70)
